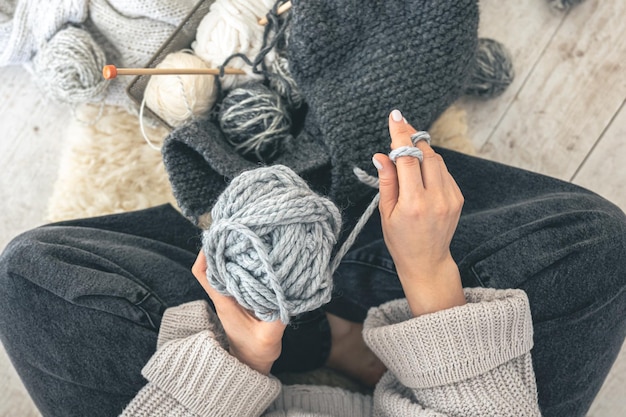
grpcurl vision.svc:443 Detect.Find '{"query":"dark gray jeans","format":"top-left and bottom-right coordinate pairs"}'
top-left (1, 148), bottom-right (625, 417)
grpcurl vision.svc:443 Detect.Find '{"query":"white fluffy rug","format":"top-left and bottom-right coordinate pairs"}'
top-left (46, 104), bottom-right (177, 222)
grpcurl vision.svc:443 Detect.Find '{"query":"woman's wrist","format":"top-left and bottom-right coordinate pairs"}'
top-left (396, 257), bottom-right (466, 317)
top-left (229, 346), bottom-right (275, 375)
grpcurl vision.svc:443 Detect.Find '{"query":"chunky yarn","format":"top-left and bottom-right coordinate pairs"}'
top-left (144, 51), bottom-right (218, 127)
top-left (203, 165), bottom-right (341, 324)
top-left (218, 83), bottom-right (292, 162)
top-left (0, 0), bottom-right (89, 65)
top-left (32, 25), bottom-right (108, 104)
top-left (192, 0), bottom-right (277, 90)
top-left (268, 53), bottom-right (303, 109)
top-left (464, 38), bottom-right (515, 99)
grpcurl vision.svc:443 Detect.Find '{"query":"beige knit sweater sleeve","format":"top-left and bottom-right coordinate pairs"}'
top-left (363, 287), bottom-right (542, 416)
top-left (120, 301), bottom-right (282, 417)
top-left (121, 288), bottom-right (541, 417)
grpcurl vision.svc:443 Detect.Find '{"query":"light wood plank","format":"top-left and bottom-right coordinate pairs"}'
top-left (572, 99), bottom-right (626, 210)
top-left (459, 0), bottom-right (565, 149)
top-left (0, 67), bottom-right (71, 250)
top-left (476, 0), bottom-right (626, 180)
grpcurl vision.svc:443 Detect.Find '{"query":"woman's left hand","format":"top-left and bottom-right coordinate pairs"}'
top-left (192, 251), bottom-right (286, 375)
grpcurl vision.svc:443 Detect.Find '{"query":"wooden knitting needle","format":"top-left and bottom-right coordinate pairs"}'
top-left (258, 1), bottom-right (292, 25)
top-left (102, 65), bottom-right (247, 80)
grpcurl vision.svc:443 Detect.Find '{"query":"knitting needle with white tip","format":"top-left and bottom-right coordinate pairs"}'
top-left (102, 65), bottom-right (247, 80)
top-left (258, 1), bottom-right (292, 25)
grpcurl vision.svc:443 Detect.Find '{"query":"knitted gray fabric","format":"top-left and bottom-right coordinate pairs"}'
top-left (162, 0), bottom-right (479, 226)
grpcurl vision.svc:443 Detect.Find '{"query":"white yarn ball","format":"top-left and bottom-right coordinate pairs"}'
top-left (192, 0), bottom-right (277, 90)
top-left (144, 51), bottom-right (218, 127)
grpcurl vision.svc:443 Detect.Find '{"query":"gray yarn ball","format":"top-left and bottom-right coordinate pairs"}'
top-left (464, 38), bottom-right (515, 99)
top-left (203, 165), bottom-right (342, 324)
top-left (219, 83), bottom-right (292, 162)
top-left (33, 26), bottom-right (108, 104)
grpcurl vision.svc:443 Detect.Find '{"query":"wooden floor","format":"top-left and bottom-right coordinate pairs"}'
top-left (0, 0), bottom-right (625, 415)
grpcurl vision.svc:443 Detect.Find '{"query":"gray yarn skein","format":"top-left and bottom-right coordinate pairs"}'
top-left (203, 165), bottom-right (342, 324)
top-left (464, 38), bottom-right (514, 99)
top-left (32, 26), bottom-right (108, 104)
top-left (219, 83), bottom-right (292, 162)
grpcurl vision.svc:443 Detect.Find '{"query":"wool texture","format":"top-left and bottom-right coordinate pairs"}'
top-left (163, 0), bottom-right (479, 226)
top-left (192, 0), bottom-right (277, 90)
top-left (0, 0), bottom-right (197, 108)
top-left (144, 50), bottom-right (219, 127)
top-left (46, 104), bottom-right (176, 222)
top-left (219, 83), bottom-right (292, 162)
top-left (203, 165), bottom-right (341, 324)
top-left (464, 38), bottom-right (515, 98)
top-left (32, 25), bottom-right (108, 104)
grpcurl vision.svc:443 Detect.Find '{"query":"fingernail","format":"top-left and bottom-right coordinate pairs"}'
top-left (372, 155), bottom-right (383, 170)
top-left (390, 109), bottom-right (403, 122)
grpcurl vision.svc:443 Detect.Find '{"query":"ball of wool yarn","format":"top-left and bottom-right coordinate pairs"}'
top-left (268, 53), bottom-right (304, 109)
top-left (464, 38), bottom-right (515, 99)
top-left (144, 51), bottom-right (218, 127)
top-left (219, 83), bottom-right (292, 162)
top-left (203, 164), bottom-right (342, 324)
top-left (192, 0), bottom-right (277, 90)
top-left (32, 26), bottom-right (108, 104)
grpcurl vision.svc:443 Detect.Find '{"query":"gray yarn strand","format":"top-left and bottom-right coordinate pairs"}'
top-left (32, 26), bottom-right (108, 104)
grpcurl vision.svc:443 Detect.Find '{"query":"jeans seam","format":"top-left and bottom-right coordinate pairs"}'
top-left (470, 264), bottom-right (487, 287)
top-left (134, 292), bottom-right (158, 330)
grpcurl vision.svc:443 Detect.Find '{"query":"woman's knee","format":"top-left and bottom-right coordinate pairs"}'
top-left (0, 225), bottom-right (166, 331)
top-left (0, 226), bottom-right (63, 300)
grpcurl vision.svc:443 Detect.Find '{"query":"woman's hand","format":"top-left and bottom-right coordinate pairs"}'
top-left (192, 251), bottom-right (286, 375)
top-left (373, 109), bottom-right (466, 317)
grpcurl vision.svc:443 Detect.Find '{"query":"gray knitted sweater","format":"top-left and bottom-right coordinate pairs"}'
top-left (121, 288), bottom-right (541, 416)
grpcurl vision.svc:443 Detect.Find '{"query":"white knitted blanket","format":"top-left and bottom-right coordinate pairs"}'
top-left (0, 0), bottom-right (197, 107)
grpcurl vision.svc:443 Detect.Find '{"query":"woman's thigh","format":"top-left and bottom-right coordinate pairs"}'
top-left (0, 205), bottom-right (206, 417)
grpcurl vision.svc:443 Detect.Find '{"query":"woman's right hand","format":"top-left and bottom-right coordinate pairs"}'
top-left (192, 251), bottom-right (286, 375)
top-left (372, 110), bottom-right (466, 317)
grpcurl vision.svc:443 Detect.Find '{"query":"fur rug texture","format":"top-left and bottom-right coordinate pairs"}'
top-left (46, 105), bottom-right (177, 222)
top-left (46, 103), bottom-right (475, 222)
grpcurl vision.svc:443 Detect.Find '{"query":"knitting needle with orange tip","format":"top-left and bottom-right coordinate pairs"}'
top-left (258, 1), bottom-right (292, 25)
top-left (102, 65), bottom-right (247, 80)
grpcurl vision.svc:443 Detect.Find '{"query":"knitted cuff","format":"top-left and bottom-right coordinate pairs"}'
top-left (143, 331), bottom-right (281, 417)
top-left (157, 300), bottom-right (228, 351)
top-left (363, 288), bottom-right (534, 389)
